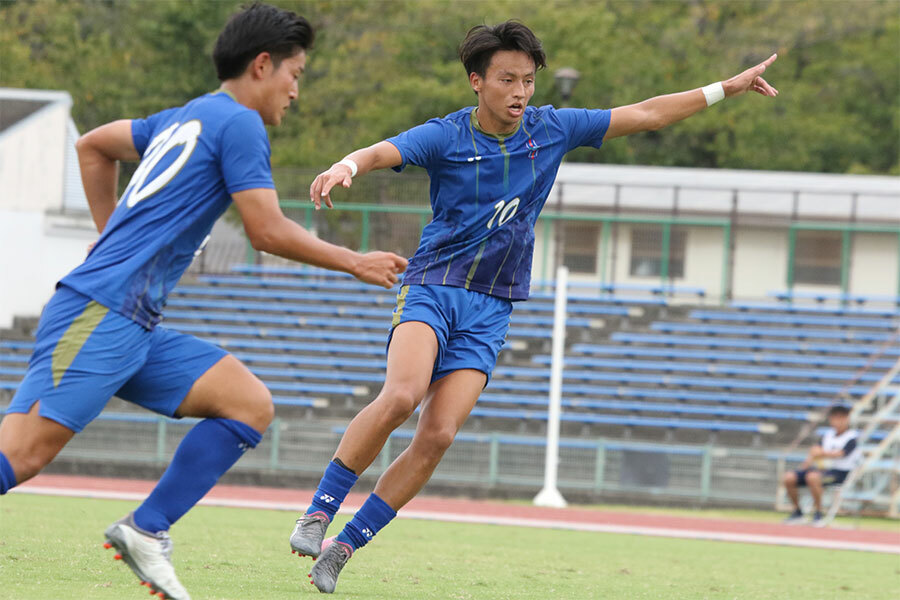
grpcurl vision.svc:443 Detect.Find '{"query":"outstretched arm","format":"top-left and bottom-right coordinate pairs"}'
top-left (234, 187), bottom-right (407, 289)
top-left (76, 120), bottom-right (141, 233)
top-left (604, 54), bottom-right (778, 141)
top-left (309, 141), bottom-right (402, 210)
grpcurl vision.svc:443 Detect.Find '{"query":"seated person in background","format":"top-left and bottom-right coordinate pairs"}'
top-left (783, 404), bottom-right (862, 524)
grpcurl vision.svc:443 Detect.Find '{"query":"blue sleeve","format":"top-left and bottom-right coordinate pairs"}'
top-left (218, 111), bottom-right (275, 194)
top-left (555, 108), bottom-right (611, 151)
top-left (385, 120), bottom-right (447, 172)
top-left (841, 438), bottom-right (857, 456)
top-left (130, 107), bottom-right (179, 157)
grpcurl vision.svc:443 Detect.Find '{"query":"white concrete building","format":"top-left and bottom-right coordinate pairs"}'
top-left (0, 88), bottom-right (95, 328)
top-left (534, 163), bottom-right (900, 302)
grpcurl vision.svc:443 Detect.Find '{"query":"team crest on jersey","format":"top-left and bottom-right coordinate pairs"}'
top-left (526, 138), bottom-right (541, 160)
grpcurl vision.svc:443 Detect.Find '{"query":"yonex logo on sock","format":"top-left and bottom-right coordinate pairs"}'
top-left (319, 493), bottom-right (335, 503)
top-left (362, 528), bottom-right (373, 538)
top-left (238, 442), bottom-right (250, 452)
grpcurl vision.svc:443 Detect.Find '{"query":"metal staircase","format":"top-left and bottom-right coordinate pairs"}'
top-left (823, 358), bottom-right (900, 524)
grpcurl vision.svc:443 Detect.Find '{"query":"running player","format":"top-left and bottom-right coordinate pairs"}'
top-left (289, 21), bottom-right (778, 593)
top-left (0, 4), bottom-right (405, 599)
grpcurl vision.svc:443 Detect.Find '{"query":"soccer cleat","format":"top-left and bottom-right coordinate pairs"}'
top-left (309, 538), bottom-right (353, 594)
top-left (289, 511), bottom-right (330, 558)
top-left (104, 513), bottom-right (189, 600)
top-left (782, 509), bottom-right (805, 525)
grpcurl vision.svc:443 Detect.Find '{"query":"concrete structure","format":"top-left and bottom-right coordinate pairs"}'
top-left (0, 88), bottom-right (95, 328)
top-left (534, 163), bottom-right (900, 300)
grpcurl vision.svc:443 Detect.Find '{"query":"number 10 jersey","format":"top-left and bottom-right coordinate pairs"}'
top-left (386, 105), bottom-right (610, 301)
top-left (61, 91), bottom-right (275, 329)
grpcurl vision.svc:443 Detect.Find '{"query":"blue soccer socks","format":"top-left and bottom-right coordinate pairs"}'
top-left (336, 493), bottom-right (396, 551)
top-left (133, 418), bottom-right (262, 533)
top-left (307, 459), bottom-right (359, 522)
top-left (0, 451), bottom-right (17, 494)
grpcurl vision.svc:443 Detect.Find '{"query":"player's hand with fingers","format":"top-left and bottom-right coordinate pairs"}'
top-left (723, 53), bottom-right (779, 99)
top-left (351, 251), bottom-right (409, 289)
top-left (309, 162), bottom-right (354, 211)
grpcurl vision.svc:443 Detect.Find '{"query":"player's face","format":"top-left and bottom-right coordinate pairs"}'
top-left (263, 50), bottom-right (306, 126)
top-left (471, 50), bottom-right (536, 132)
top-left (829, 413), bottom-right (849, 432)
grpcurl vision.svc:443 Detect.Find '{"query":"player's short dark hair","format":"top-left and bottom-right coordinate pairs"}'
top-left (213, 2), bottom-right (314, 81)
top-left (458, 21), bottom-right (547, 78)
top-left (827, 404), bottom-right (850, 417)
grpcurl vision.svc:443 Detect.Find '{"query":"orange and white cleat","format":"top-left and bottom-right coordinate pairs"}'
top-left (103, 512), bottom-right (190, 600)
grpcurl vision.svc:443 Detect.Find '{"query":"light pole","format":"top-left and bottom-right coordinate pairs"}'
top-left (554, 67), bottom-right (580, 106)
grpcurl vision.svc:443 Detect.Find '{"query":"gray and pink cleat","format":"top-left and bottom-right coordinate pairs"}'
top-left (289, 511), bottom-right (330, 558)
top-left (308, 536), bottom-right (353, 594)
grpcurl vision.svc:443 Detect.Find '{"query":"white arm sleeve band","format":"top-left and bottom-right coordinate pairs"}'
top-left (337, 158), bottom-right (358, 178)
top-left (702, 82), bottom-right (725, 107)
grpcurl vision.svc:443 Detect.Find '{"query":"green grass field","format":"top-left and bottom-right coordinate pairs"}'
top-left (1, 494), bottom-right (897, 600)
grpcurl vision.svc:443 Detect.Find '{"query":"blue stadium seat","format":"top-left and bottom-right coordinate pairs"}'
top-left (168, 323), bottom-right (386, 343)
top-left (532, 280), bottom-right (706, 298)
top-left (561, 346), bottom-right (896, 369)
top-left (526, 357), bottom-right (888, 382)
top-left (231, 264), bottom-right (356, 279)
top-left (0, 341), bottom-right (34, 350)
top-left (732, 301), bottom-right (899, 318)
top-left (772, 290), bottom-right (900, 306)
top-left (0, 354), bottom-right (28, 363)
top-left (487, 376), bottom-right (871, 396)
top-left (605, 334), bottom-right (900, 356)
top-left (489, 387), bottom-right (831, 408)
top-left (651, 322), bottom-right (895, 342)
top-left (468, 407), bottom-right (774, 433)
top-left (211, 339), bottom-right (383, 355)
top-left (690, 310), bottom-right (898, 330)
top-left (477, 394), bottom-right (807, 420)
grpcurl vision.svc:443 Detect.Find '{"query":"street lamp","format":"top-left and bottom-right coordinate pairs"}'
top-left (554, 67), bottom-right (580, 105)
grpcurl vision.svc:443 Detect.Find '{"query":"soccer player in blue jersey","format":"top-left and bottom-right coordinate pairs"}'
top-left (292, 21), bottom-right (778, 593)
top-left (0, 4), bottom-right (405, 599)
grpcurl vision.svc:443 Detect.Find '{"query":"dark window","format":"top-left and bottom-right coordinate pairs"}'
top-left (794, 231), bottom-right (842, 286)
top-left (629, 226), bottom-right (685, 278)
top-left (562, 221), bottom-right (600, 274)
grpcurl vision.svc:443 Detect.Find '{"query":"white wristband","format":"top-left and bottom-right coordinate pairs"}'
top-left (702, 81), bottom-right (725, 106)
top-left (337, 158), bottom-right (358, 178)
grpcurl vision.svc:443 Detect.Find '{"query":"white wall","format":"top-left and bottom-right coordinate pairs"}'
top-left (0, 211), bottom-right (95, 328)
top-left (850, 233), bottom-right (900, 296)
top-left (0, 103), bottom-right (69, 212)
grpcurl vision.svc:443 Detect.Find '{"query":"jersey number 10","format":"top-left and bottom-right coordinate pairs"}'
top-left (122, 120), bottom-right (203, 208)
top-left (486, 197), bottom-right (520, 230)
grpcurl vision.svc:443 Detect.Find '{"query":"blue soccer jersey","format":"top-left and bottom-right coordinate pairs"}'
top-left (61, 91), bottom-right (275, 328)
top-left (386, 105), bottom-right (610, 301)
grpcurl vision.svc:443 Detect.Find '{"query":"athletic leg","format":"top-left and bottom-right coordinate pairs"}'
top-left (105, 332), bottom-right (269, 600)
top-left (333, 321), bottom-right (439, 472)
top-left (372, 368), bottom-right (486, 509)
top-left (783, 470), bottom-right (800, 510)
top-left (806, 470), bottom-right (824, 514)
top-left (126, 345), bottom-right (273, 534)
top-left (0, 402), bottom-right (75, 490)
top-left (290, 321), bottom-right (438, 558)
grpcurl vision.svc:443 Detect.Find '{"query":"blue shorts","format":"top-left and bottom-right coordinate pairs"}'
top-left (7, 286), bottom-right (227, 432)
top-left (388, 284), bottom-right (512, 384)
top-left (794, 468), bottom-right (849, 487)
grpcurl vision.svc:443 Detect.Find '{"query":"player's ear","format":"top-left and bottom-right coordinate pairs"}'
top-left (250, 52), bottom-right (273, 80)
top-left (469, 72), bottom-right (481, 96)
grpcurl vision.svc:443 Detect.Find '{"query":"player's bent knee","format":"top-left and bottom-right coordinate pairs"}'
top-left (377, 386), bottom-right (421, 426)
top-left (783, 471), bottom-right (796, 485)
top-left (416, 425), bottom-right (457, 459)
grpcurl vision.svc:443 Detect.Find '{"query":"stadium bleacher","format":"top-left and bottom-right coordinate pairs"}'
top-left (1, 264), bottom-right (898, 448)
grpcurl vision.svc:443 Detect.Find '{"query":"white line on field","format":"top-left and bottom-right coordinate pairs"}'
top-left (11, 485), bottom-right (899, 555)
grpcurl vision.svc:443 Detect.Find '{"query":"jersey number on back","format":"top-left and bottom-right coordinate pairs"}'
top-left (486, 197), bottom-right (520, 230)
top-left (121, 120), bottom-right (203, 208)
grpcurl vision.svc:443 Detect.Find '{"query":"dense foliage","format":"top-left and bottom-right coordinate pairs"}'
top-left (2, 0), bottom-right (897, 174)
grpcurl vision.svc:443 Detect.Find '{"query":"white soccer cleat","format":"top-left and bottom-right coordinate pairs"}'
top-left (104, 513), bottom-right (191, 600)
